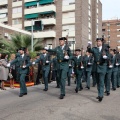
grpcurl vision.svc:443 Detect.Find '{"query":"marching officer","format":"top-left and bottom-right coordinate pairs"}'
top-left (104, 48), bottom-right (113, 96)
top-left (87, 38), bottom-right (109, 102)
top-left (7, 47), bottom-right (31, 97)
top-left (111, 49), bottom-right (119, 91)
top-left (84, 50), bottom-right (93, 89)
top-left (72, 49), bottom-right (84, 93)
top-left (67, 60), bottom-right (74, 86)
top-left (45, 37), bottom-right (72, 99)
top-left (33, 48), bottom-right (51, 91)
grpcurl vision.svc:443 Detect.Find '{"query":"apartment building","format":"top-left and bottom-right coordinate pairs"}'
top-left (102, 19), bottom-right (120, 49)
top-left (0, 0), bottom-right (102, 50)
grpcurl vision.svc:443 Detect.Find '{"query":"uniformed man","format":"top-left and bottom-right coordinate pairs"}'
top-left (87, 38), bottom-right (109, 102)
top-left (72, 49), bottom-right (84, 93)
top-left (104, 47), bottom-right (113, 96)
top-left (67, 60), bottom-right (74, 86)
top-left (84, 50), bottom-right (93, 89)
top-left (7, 47), bottom-right (31, 97)
top-left (33, 48), bottom-right (51, 91)
top-left (45, 37), bottom-right (72, 99)
top-left (111, 49), bottom-right (119, 91)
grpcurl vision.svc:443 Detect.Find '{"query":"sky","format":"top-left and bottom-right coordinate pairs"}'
top-left (100, 0), bottom-right (120, 20)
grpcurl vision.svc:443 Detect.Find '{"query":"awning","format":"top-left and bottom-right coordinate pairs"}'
top-left (39, 0), bottom-right (53, 5)
top-left (25, 13), bottom-right (39, 19)
top-left (25, 1), bottom-right (38, 7)
top-left (39, 11), bottom-right (55, 15)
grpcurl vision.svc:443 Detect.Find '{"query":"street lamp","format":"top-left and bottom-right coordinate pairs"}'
top-left (71, 38), bottom-right (75, 55)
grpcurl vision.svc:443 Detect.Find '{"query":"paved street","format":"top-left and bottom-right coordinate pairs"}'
top-left (0, 80), bottom-right (120, 120)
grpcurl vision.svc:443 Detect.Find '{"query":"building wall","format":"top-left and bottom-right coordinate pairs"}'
top-left (102, 19), bottom-right (120, 49)
top-left (0, 0), bottom-right (102, 50)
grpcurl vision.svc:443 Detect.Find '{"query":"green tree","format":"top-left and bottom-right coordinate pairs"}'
top-left (0, 33), bottom-right (43, 54)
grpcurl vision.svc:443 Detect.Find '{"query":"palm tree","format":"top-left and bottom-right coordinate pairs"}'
top-left (0, 33), bottom-right (43, 54)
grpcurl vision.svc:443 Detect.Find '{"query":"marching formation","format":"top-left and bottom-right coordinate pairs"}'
top-left (0, 36), bottom-right (120, 102)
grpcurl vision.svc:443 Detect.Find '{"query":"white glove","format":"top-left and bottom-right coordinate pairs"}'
top-left (22, 65), bottom-right (26, 68)
top-left (109, 65), bottom-right (113, 68)
top-left (44, 47), bottom-right (48, 50)
top-left (88, 41), bottom-right (92, 45)
top-left (32, 62), bottom-right (35, 65)
top-left (64, 56), bottom-right (69, 59)
top-left (81, 66), bottom-right (84, 69)
top-left (7, 63), bottom-right (10, 67)
top-left (103, 55), bottom-right (107, 59)
top-left (116, 63), bottom-right (119, 66)
top-left (88, 62), bottom-right (92, 65)
top-left (46, 60), bottom-right (49, 63)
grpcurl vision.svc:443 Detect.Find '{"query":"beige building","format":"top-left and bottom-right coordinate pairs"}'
top-left (0, 0), bottom-right (102, 51)
top-left (102, 19), bottom-right (120, 49)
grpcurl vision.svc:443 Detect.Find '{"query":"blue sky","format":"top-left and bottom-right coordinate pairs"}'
top-left (100, 0), bottom-right (120, 20)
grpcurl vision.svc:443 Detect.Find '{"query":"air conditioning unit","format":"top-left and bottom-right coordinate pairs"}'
top-left (4, 33), bottom-right (8, 37)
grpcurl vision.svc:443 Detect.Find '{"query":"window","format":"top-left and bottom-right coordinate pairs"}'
top-left (88, 0), bottom-right (91, 4)
top-left (88, 10), bottom-right (91, 16)
top-left (63, 0), bottom-right (75, 6)
top-left (63, 12), bottom-right (75, 19)
top-left (117, 29), bottom-right (120, 32)
top-left (12, 19), bottom-right (22, 24)
top-left (12, 7), bottom-right (22, 14)
top-left (97, 8), bottom-right (99, 13)
top-left (117, 35), bottom-right (120, 37)
top-left (62, 25), bottom-right (75, 32)
top-left (102, 29), bottom-right (105, 32)
top-left (88, 22), bottom-right (91, 28)
top-left (117, 40), bottom-right (120, 43)
top-left (117, 23), bottom-right (120, 26)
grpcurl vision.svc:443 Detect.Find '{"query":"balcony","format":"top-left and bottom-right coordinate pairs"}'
top-left (12, 1), bottom-right (22, 7)
top-left (25, 4), bottom-right (56, 15)
top-left (0, 17), bottom-right (8, 22)
top-left (24, 18), bottom-right (56, 27)
top-left (62, 30), bottom-right (75, 37)
top-left (33, 30), bottom-right (56, 38)
top-left (24, 0), bottom-right (38, 2)
top-left (12, 13), bottom-right (22, 19)
top-left (39, 0), bottom-right (54, 5)
top-left (12, 24), bottom-right (22, 29)
top-left (0, 8), bottom-right (8, 14)
top-left (62, 17), bottom-right (75, 25)
top-left (0, 0), bottom-right (7, 6)
top-left (62, 4), bottom-right (75, 12)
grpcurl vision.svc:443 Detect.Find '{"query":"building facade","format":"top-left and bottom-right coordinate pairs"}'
top-left (0, 0), bottom-right (102, 50)
top-left (102, 19), bottom-right (120, 49)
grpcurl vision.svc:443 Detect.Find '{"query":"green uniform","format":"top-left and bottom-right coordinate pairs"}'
top-left (111, 54), bottom-right (118, 90)
top-left (72, 55), bottom-right (84, 91)
top-left (104, 53), bottom-right (113, 94)
top-left (88, 46), bottom-right (108, 98)
top-left (84, 55), bottom-right (93, 88)
top-left (35, 53), bottom-right (51, 90)
top-left (117, 54), bottom-right (120, 87)
top-left (67, 60), bottom-right (74, 86)
top-left (47, 45), bottom-right (72, 96)
top-left (11, 54), bottom-right (31, 95)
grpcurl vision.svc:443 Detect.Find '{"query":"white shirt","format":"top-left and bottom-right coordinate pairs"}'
top-left (77, 55), bottom-right (81, 59)
top-left (21, 54), bottom-right (24, 58)
top-left (43, 53), bottom-right (47, 57)
top-left (60, 45), bottom-right (65, 50)
top-left (98, 46), bottom-right (102, 52)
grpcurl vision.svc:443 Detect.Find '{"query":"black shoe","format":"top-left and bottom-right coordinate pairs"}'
top-left (59, 94), bottom-right (64, 99)
top-left (117, 86), bottom-right (120, 88)
top-left (23, 93), bottom-right (27, 95)
top-left (75, 88), bottom-right (78, 93)
top-left (98, 97), bottom-right (103, 102)
top-left (96, 96), bottom-right (100, 99)
top-left (104, 91), bottom-right (107, 93)
top-left (43, 89), bottom-right (48, 91)
top-left (19, 94), bottom-right (24, 97)
top-left (85, 86), bottom-right (90, 89)
top-left (63, 94), bottom-right (65, 96)
top-left (112, 88), bottom-right (116, 91)
top-left (106, 92), bottom-right (110, 96)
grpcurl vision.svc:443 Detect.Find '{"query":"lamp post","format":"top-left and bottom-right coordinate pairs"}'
top-left (31, 20), bottom-right (34, 52)
top-left (72, 38), bottom-right (75, 55)
top-left (107, 22), bottom-right (110, 45)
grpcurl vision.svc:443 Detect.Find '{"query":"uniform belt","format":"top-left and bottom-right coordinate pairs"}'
top-left (58, 60), bottom-right (68, 63)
